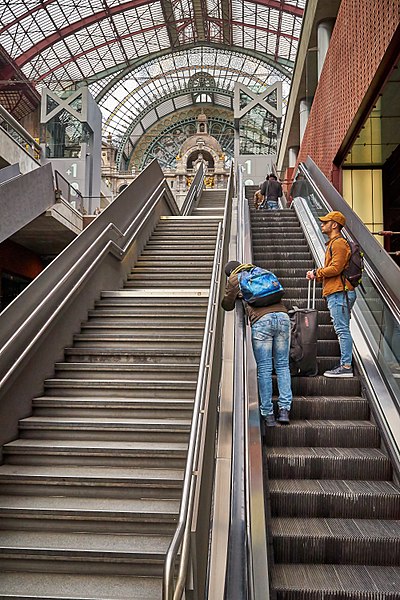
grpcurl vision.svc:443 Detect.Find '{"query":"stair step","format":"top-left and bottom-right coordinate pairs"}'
top-left (32, 396), bottom-right (193, 418)
top-left (43, 378), bottom-right (196, 398)
top-left (124, 278), bottom-right (211, 287)
top-left (0, 571), bottom-right (162, 600)
top-left (0, 495), bottom-right (180, 534)
top-left (269, 479), bottom-right (400, 518)
top-left (0, 530), bottom-right (171, 575)
top-left (79, 323), bottom-right (204, 334)
top-left (3, 438), bottom-right (187, 468)
top-left (72, 333), bottom-right (202, 349)
top-left (266, 447), bottom-right (391, 479)
top-left (19, 416), bottom-right (191, 442)
top-left (64, 348), bottom-right (201, 363)
top-left (0, 465), bottom-right (183, 499)
top-left (265, 421), bottom-right (380, 448)
top-left (54, 363), bottom-right (198, 381)
top-left (86, 314), bottom-right (206, 325)
top-left (272, 564), bottom-right (400, 598)
top-left (271, 517), bottom-right (400, 565)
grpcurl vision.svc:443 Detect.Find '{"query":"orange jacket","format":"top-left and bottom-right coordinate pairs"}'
top-left (315, 235), bottom-right (354, 297)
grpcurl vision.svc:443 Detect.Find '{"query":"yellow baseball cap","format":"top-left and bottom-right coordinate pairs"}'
top-left (319, 211), bottom-right (346, 227)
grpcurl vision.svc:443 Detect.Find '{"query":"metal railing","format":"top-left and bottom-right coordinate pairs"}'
top-left (163, 165), bottom-right (234, 600)
top-left (180, 163), bottom-right (204, 216)
top-left (0, 104), bottom-right (41, 161)
top-left (54, 169), bottom-right (86, 214)
top-left (223, 166), bottom-right (270, 600)
top-left (0, 160), bottom-right (179, 446)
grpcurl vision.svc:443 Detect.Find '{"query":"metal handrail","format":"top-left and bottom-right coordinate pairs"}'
top-left (303, 157), bottom-right (400, 316)
top-left (180, 163), bottom-right (204, 216)
top-left (0, 161), bottom-right (178, 392)
top-left (0, 104), bottom-right (41, 156)
top-left (163, 221), bottom-right (223, 599)
top-left (293, 162), bottom-right (400, 476)
top-left (54, 169), bottom-right (85, 213)
top-left (0, 183), bottom-right (166, 393)
top-left (224, 166), bottom-right (270, 599)
top-left (298, 160), bottom-right (400, 328)
top-left (163, 164), bottom-right (234, 599)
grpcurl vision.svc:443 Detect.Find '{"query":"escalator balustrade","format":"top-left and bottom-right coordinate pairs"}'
top-left (248, 199), bottom-right (400, 599)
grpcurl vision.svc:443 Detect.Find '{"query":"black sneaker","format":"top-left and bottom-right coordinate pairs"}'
top-left (277, 408), bottom-right (290, 424)
top-left (264, 413), bottom-right (276, 427)
top-left (324, 365), bottom-right (353, 378)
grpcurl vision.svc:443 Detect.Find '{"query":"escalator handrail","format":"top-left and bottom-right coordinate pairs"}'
top-left (303, 156), bottom-right (400, 324)
top-left (224, 167), bottom-right (270, 600)
top-left (163, 167), bottom-right (234, 599)
top-left (180, 163), bottom-right (204, 216)
top-left (0, 103), bottom-right (42, 156)
top-left (292, 189), bottom-right (400, 477)
top-left (0, 160), bottom-right (178, 393)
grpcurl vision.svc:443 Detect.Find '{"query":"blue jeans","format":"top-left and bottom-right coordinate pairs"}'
top-left (251, 312), bottom-right (292, 416)
top-left (267, 200), bottom-right (279, 210)
top-left (326, 290), bottom-right (356, 366)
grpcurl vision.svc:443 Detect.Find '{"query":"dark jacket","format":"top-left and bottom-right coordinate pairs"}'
top-left (261, 179), bottom-right (282, 201)
top-left (221, 272), bottom-right (287, 325)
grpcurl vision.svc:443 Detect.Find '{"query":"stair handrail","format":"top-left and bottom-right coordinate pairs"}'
top-left (180, 163), bottom-right (204, 216)
top-left (0, 161), bottom-right (178, 400)
top-left (163, 166), bottom-right (234, 600)
top-left (224, 165), bottom-right (270, 599)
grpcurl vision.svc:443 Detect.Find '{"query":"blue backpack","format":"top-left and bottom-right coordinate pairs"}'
top-left (234, 265), bottom-right (284, 307)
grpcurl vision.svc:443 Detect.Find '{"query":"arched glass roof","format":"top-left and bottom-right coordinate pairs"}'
top-left (0, 0), bottom-right (306, 158)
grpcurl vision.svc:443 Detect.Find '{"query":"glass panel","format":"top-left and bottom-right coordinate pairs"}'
top-left (296, 167), bottom-right (400, 402)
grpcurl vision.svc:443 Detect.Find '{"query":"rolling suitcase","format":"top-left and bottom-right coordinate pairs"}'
top-left (289, 279), bottom-right (318, 376)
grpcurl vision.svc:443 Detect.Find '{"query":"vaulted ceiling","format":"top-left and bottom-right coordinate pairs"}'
top-left (0, 0), bottom-right (306, 162)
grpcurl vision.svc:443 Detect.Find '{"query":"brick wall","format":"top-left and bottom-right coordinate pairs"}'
top-left (298, 0), bottom-right (400, 183)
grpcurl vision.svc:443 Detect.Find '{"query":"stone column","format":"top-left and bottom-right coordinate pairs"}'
top-left (299, 99), bottom-right (310, 143)
top-left (288, 147), bottom-right (299, 168)
top-left (317, 19), bottom-right (334, 80)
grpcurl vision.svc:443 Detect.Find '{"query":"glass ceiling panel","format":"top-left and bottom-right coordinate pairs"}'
top-left (96, 47), bottom-right (291, 144)
top-left (0, 0), bottom-right (305, 156)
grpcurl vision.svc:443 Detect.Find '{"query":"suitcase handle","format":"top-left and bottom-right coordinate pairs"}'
top-left (307, 278), bottom-right (316, 310)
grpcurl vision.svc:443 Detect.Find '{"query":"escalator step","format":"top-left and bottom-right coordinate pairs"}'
top-left (269, 479), bottom-right (400, 518)
top-left (272, 563), bottom-right (400, 598)
top-left (264, 420), bottom-right (380, 448)
top-left (266, 447), bottom-right (391, 481)
top-left (271, 517), bottom-right (400, 565)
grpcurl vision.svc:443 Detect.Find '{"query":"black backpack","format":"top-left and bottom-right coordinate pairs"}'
top-left (330, 238), bottom-right (364, 290)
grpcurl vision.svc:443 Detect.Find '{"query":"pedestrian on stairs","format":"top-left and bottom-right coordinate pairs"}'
top-left (306, 210), bottom-right (356, 378)
top-left (221, 261), bottom-right (292, 427)
top-left (260, 174), bottom-right (282, 210)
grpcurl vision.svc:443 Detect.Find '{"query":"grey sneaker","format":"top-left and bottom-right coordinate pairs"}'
top-left (324, 365), bottom-right (353, 378)
top-left (277, 408), bottom-right (290, 424)
top-left (264, 413), bottom-right (276, 427)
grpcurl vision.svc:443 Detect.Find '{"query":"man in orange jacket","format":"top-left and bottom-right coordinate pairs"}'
top-left (306, 211), bottom-right (356, 378)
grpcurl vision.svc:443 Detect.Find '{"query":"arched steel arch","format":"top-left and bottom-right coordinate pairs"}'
top-left (136, 112), bottom-right (235, 170)
top-left (115, 85), bottom-right (236, 168)
top-left (93, 42), bottom-right (293, 103)
top-left (10, 0), bottom-right (303, 70)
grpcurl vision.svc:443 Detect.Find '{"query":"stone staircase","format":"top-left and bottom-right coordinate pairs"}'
top-left (192, 188), bottom-right (226, 217)
top-left (248, 201), bottom-right (400, 599)
top-left (0, 206), bottom-right (223, 599)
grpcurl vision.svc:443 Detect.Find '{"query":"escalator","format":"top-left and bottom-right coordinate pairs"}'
top-left (248, 201), bottom-right (400, 598)
top-left (0, 163), bottom-right (229, 599)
